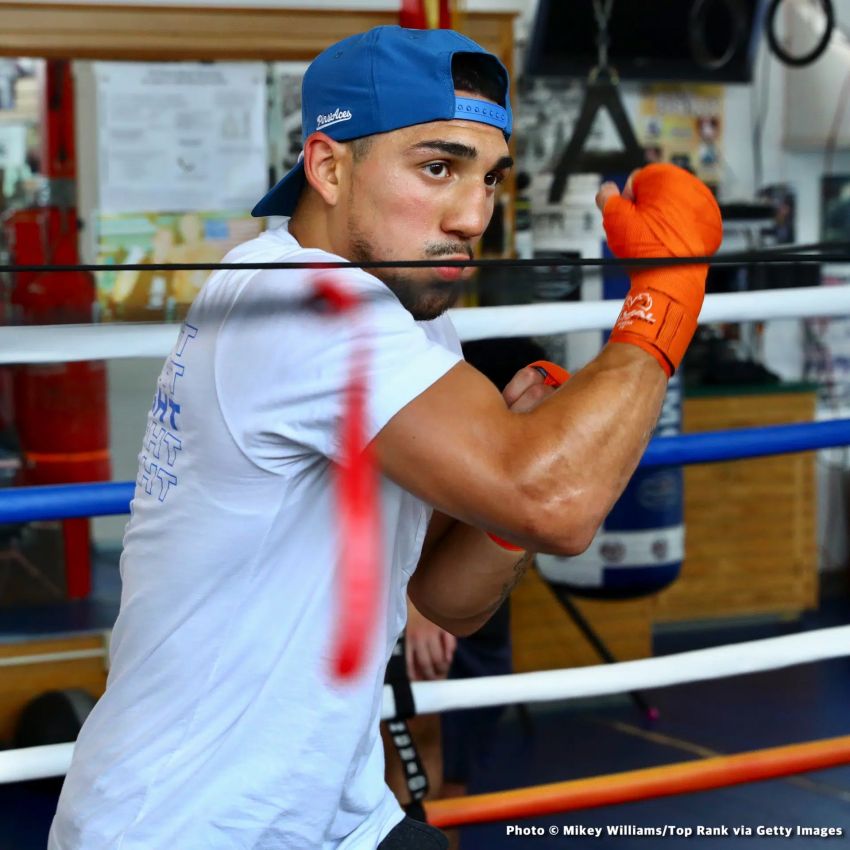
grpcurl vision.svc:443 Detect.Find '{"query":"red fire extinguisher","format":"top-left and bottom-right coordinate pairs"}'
top-left (5, 61), bottom-right (110, 599)
top-left (400, 0), bottom-right (453, 29)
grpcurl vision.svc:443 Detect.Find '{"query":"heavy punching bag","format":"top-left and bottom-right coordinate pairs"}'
top-left (537, 201), bottom-right (684, 600)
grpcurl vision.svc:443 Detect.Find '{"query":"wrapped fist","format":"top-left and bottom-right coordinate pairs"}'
top-left (600, 164), bottom-right (722, 376)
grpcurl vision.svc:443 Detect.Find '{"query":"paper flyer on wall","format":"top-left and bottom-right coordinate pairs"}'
top-left (93, 62), bottom-right (267, 213)
top-left (94, 211), bottom-right (263, 322)
top-left (638, 84), bottom-right (724, 187)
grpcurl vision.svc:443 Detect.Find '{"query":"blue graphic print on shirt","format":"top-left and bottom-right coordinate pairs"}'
top-left (137, 322), bottom-right (198, 502)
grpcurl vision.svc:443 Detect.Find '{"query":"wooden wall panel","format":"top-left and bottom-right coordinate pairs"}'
top-left (0, 4), bottom-right (513, 64)
top-left (0, 633), bottom-right (108, 741)
top-left (511, 567), bottom-right (653, 674)
top-left (653, 390), bottom-right (819, 622)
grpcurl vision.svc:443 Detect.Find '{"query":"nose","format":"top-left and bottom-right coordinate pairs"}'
top-left (441, 183), bottom-right (492, 242)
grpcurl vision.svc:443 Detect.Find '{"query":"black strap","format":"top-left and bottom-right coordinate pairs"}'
top-left (384, 636), bottom-right (430, 820)
top-left (385, 637), bottom-right (416, 720)
top-left (403, 799), bottom-right (428, 823)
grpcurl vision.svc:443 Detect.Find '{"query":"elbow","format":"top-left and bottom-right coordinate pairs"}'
top-left (443, 618), bottom-right (487, 639)
top-left (514, 482), bottom-right (605, 557)
top-left (411, 599), bottom-right (494, 639)
top-left (536, 514), bottom-right (598, 557)
top-left (547, 522), bottom-right (597, 557)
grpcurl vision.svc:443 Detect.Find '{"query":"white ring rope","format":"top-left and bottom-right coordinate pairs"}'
top-left (1, 625), bottom-right (847, 784)
top-left (0, 744), bottom-right (70, 784)
top-left (382, 625), bottom-right (850, 718)
top-left (3, 285), bottom-right (849, 365)
top-left (1, 283), bottom-right (846, 784)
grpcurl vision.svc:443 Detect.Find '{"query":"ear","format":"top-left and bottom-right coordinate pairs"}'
top-left (301, 132), bottom-right (349, 207)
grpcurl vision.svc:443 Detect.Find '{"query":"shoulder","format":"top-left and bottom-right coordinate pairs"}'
top-left (226, 229), bottom-right (394, 303)
top-left (416, 312), bottom-right (462, 356)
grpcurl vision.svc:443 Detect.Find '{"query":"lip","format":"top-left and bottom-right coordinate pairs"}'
top-left (433, 255), bottom-right (472, 281)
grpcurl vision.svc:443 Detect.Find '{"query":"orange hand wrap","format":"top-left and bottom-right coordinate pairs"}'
top-left (487, 360), bottom-right (571, 553)
top-left (603, 163), bottom-right (723, 376)
top-left (528, 360), bottom-right (571, 388)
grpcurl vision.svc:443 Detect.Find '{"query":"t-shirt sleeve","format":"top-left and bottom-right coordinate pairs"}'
top-left (214, 266), bottom-right (463, 465)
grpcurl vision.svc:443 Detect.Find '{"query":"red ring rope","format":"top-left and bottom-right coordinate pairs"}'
top-left (311, 275), bottom-right (382, 680)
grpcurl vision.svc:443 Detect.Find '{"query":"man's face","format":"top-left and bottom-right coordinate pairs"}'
top-left (341, 100), bottom-right (512, 320)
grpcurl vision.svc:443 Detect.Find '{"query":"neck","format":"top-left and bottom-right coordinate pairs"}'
top-left (288, 195), bottom-right (342, 258)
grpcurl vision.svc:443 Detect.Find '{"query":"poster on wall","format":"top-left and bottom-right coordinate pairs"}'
top-left (0, 123), bottom-right (26, 169)
top-left (89, 61), bottom-right (268, 320)
top-left (268, 62), bottom-right (308, 189)
top-left (93, 62), bottom-right (267, 213)
top-left (0, 123), bottom-right (27, 196)
top-left (94, 211), bottom-right (263, 322)
top-left (0, 59), bottom-right (42, 203)
top-left (516, 77), bottom-right (600, 175)
top-left (637, 84), bottom-right (724, 187)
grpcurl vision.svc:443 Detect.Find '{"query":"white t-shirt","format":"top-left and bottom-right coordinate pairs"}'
top-left (49, 223), bottom-right (463, 850)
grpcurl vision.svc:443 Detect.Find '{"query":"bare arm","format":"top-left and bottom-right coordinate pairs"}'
top-left (374, 341), bottom-right (666, 556)
top-left (407, 369), bottom-right (568, 635)
top-left (410, 511), bottom-right (533, 636)
top-left (377, 168), bottom-right (716, 628)
top-left (404, 350), bottom-right (664, 634)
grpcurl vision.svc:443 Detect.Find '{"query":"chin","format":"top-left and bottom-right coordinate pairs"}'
top-left (412, 287), bottom-right (460, 321)
top-left (412, 305), bottom-right (447, 321)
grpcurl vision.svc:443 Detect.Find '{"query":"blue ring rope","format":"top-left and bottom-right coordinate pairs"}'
top-left (642, 419), bottom-right (850, 467)
top-left (0, 420), bottom-right (848, 524)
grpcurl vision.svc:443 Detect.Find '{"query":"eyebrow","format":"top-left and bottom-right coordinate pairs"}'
top-left (409, 139), bottom-right (514, 172)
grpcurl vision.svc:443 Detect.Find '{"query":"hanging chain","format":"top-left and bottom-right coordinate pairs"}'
top-left (591, 0), bottom-right (615, 78)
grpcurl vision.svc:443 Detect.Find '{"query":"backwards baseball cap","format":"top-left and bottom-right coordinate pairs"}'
top-left (252, 25), bottom-right (512, 218)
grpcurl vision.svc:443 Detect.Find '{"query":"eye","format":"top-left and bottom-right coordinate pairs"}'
top-left (485, 171), bottom-right (505, 188)
top-left (424, 161), bottom-right (450, 178)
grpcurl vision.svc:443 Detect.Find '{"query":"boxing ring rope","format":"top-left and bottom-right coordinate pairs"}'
top-left (423, 735), bottom-right (850, 828)
top-left (1, 274), bottom-right (848, 808)
top-left (382, 626), bottom-right (850, 719)
top-left (1, 419), bottom-right (849, 524)
top-left (3, 284), bottom-right (850, 364)
top-left (1, 626), bottom-right (848, 785)
top-left (4, 278), bottom-right (848, 524)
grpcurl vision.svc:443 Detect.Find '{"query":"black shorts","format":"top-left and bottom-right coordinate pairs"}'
top-left (377, 817), bottom-right (448, 849)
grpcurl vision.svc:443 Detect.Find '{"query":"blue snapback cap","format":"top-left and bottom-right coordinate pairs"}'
top-left (252, 25), bottom-right (512, 218)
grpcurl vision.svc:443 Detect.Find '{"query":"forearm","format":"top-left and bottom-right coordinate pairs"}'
top-left (409, 519), bottom-right (532, 636)
top-left (376, 345), bottom-right (668, 556)
top-left (408, 347), bottom-right (665, 630)
top-left (502, 342), bottom-right (667, 553)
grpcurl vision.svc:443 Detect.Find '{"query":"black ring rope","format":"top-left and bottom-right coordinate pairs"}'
top-left (1, 242), bottom-right (849, 276)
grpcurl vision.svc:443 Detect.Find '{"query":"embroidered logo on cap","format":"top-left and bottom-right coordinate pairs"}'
top-left (317, 108), bottom-right (353, 129)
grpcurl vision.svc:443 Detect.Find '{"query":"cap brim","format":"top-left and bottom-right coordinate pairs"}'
top-left (251, 160), bottom-right (306, 217)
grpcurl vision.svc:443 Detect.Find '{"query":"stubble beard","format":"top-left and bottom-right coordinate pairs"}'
top-left (348, 229), bottom-right (468, 322)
